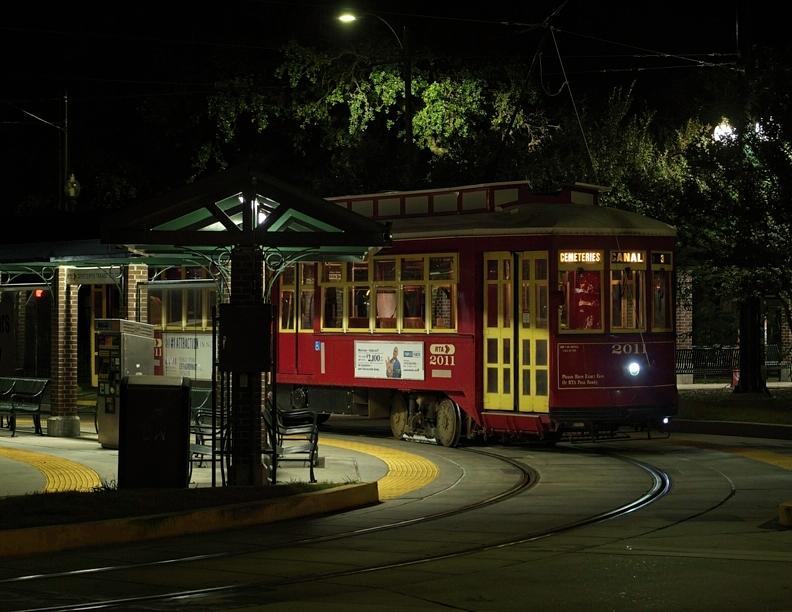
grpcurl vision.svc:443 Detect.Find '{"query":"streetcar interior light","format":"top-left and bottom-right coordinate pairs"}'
top-left (627, 361), bottom-right (641, 376)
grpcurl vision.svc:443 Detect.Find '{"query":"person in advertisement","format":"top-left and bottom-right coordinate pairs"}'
top-left (386, 346), bottom-right (402, 378)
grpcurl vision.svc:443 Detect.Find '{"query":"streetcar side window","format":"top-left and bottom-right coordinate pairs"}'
top-left (323, 287), bottom-right (344, 329)
top-left (148, 267), bottom-right (216, 332)
top-left (278, 266), bottom-right (295, 331)
top-left (401, 257), bottom-right (425, 329)
top-left (650, 252), bottom-right (673, 331)
top-left (374, 258), bottom-right (398, 329)
top-left (375, 287), bottom-right (398, 328)
top-left (299, 264), bottom-right (315, 330)
top-left (429, 256), bottom-right (456, 331)
top-left (280, 293), bottom-right (295, 331)
top-left (558, 251), bottom-right (603, 333)
top-left (318, 254), bottom-right (457, 333)
top-left (320, 263), bottom-right (345, 330)
top-left (347, 262), bottom-right (371, 330)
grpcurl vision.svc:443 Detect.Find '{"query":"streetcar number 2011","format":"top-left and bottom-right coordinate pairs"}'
top-left (611, 343), bottom-right (646, 355)
top-left (429, 355), bottom-right (456, 366)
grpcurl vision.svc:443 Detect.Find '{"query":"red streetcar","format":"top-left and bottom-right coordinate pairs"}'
top-left (274, 181), bottom-right (677, 445)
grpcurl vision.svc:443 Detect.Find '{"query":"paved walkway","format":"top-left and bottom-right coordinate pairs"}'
top-left (0, 415), bottom-right (438, 499)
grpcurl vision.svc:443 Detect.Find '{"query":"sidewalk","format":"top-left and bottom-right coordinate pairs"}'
top-left (0, 417), bottom-right (392, 498)
top-left (0, 419), bottom-right (422, 556)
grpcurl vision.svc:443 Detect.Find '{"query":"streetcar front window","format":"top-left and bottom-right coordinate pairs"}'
top-left (610, 268), bottom-right (646, 331)
top-left (559, 270), bottom-right (603, 331)
top-left (609, 251), bottom-right (647, 332)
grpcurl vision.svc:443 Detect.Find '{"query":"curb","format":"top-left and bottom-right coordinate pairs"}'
top-left (0, 481), bottom-right (380, 558)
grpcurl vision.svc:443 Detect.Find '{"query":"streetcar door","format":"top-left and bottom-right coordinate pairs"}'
top-left (517, 252), bottom-right (549, 413)
top-left (483, 252), bottom-right (549, 413)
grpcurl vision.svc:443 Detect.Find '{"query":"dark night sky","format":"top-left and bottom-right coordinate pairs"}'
top-left (0, 1), bottom-right (783, 207)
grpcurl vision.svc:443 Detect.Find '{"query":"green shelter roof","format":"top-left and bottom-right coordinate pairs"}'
top-left (0, 167), bottom-right (391, 274)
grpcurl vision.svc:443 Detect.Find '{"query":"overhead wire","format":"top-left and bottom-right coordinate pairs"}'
top-left (549, 26), bottom-right (596, 181)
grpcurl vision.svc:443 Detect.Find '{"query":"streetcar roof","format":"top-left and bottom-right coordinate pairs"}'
top-left (388, 202), bottom-right (676, 240)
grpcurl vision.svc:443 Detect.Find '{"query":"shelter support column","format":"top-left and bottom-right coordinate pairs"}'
top-left (48, 266), bottom-right (80, 437)
top-left (123, 264), bottom-right (148, 321)
top-left (228, 245), bottom-right (265, 486)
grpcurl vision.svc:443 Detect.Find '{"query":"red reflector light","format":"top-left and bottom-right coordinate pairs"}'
top-left (34, 288), bottom-right (45, 299)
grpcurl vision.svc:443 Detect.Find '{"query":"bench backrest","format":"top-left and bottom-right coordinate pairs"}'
top-left (12, 378), bottom-right (49, 397)
top-left (190, 387), bottom-right (211, 412)
top-left (0, 378), bottom-right (15, 396)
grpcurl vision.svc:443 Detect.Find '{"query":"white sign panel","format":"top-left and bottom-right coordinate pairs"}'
top-left (354, 341), bottom-right (424, 381)
top-left (162, 332), bottom-right (213, 380)
top-left (66, 267), bottom-right (122, 285)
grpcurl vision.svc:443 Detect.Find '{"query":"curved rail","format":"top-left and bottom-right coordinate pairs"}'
top-left (6, 450), bottom-right (680, 612)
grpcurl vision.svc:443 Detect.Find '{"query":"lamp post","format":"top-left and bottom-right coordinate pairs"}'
top-left (16, 93), bottom-right (79, 210)
top-left (338, 12), bottom-right (413, 166)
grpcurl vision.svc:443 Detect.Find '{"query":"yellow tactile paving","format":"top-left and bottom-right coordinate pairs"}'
top-left (666, 439), bottom-right (792, 471)
top-left (320, 438), bottom-right (439, 500)
top-left (0, 447), bottom-right (102, 493)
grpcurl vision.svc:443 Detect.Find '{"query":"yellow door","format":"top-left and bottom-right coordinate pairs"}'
top-left (517, 252), bottom-right (549, 413)
top-left (483, 253), bottom-right (513, 410)
top-left (483, 252), bottom-right (549, 413)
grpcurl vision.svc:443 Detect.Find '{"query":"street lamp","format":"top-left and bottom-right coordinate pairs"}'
top-left (337, 11), bottom-right (414, 157)
top-left (14, 93), bottom-right (79, 210)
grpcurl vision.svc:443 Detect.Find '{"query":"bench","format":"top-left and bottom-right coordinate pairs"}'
top-left (263, 405), bottom-right (319, 483)
top-left (0, 377), bottom-right (49, 436)
top-left (676, 345), bottom-right (786, 381)
top-left (675, 347), bottom-right (739, 378)
top-left (188, 387), bottom-right (225, 477)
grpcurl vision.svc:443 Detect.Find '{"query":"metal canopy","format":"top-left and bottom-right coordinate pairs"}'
top-left (101, 167), bottom-right (391, 256)
top-left (0, 168), bottom-right (391, 275)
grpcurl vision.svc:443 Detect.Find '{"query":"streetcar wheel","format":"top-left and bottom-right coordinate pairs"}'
top-left (436, 398), bottom-right (461, 447)
top-left (389, 393), bottom-right (408, 439)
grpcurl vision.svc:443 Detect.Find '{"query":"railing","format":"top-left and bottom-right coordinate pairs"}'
top-left (676, 344), bottom-right (785, 380)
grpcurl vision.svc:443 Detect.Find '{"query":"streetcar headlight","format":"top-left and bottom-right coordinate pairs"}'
top-left (662, 417), bottom-right (670, 425)
top-left (627, 361), bottom-right (641, 376)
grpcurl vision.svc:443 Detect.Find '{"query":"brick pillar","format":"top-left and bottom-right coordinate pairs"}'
top-left (228, 245), bottom-right (265, 486)
top-left (676, 269), bottom-right (693, 384)
top-left (48, 267), bottom-right (80, 437)
top-left (123, 264), bottom-right (148, 321)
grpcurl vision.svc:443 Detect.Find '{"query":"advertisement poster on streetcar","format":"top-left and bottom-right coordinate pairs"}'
top-left (354, 341), bottom-right (424, 381)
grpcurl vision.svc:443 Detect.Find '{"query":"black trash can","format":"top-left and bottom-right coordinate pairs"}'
top-left (118, 375), bottom-right (191, 489)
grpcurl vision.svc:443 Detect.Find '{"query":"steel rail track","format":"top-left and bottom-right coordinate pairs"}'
top-left (11, 449), bottom-right (677, 612)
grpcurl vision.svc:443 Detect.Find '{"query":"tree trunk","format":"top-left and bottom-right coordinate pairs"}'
top-left (734, 296), bottom-right (768, 394)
